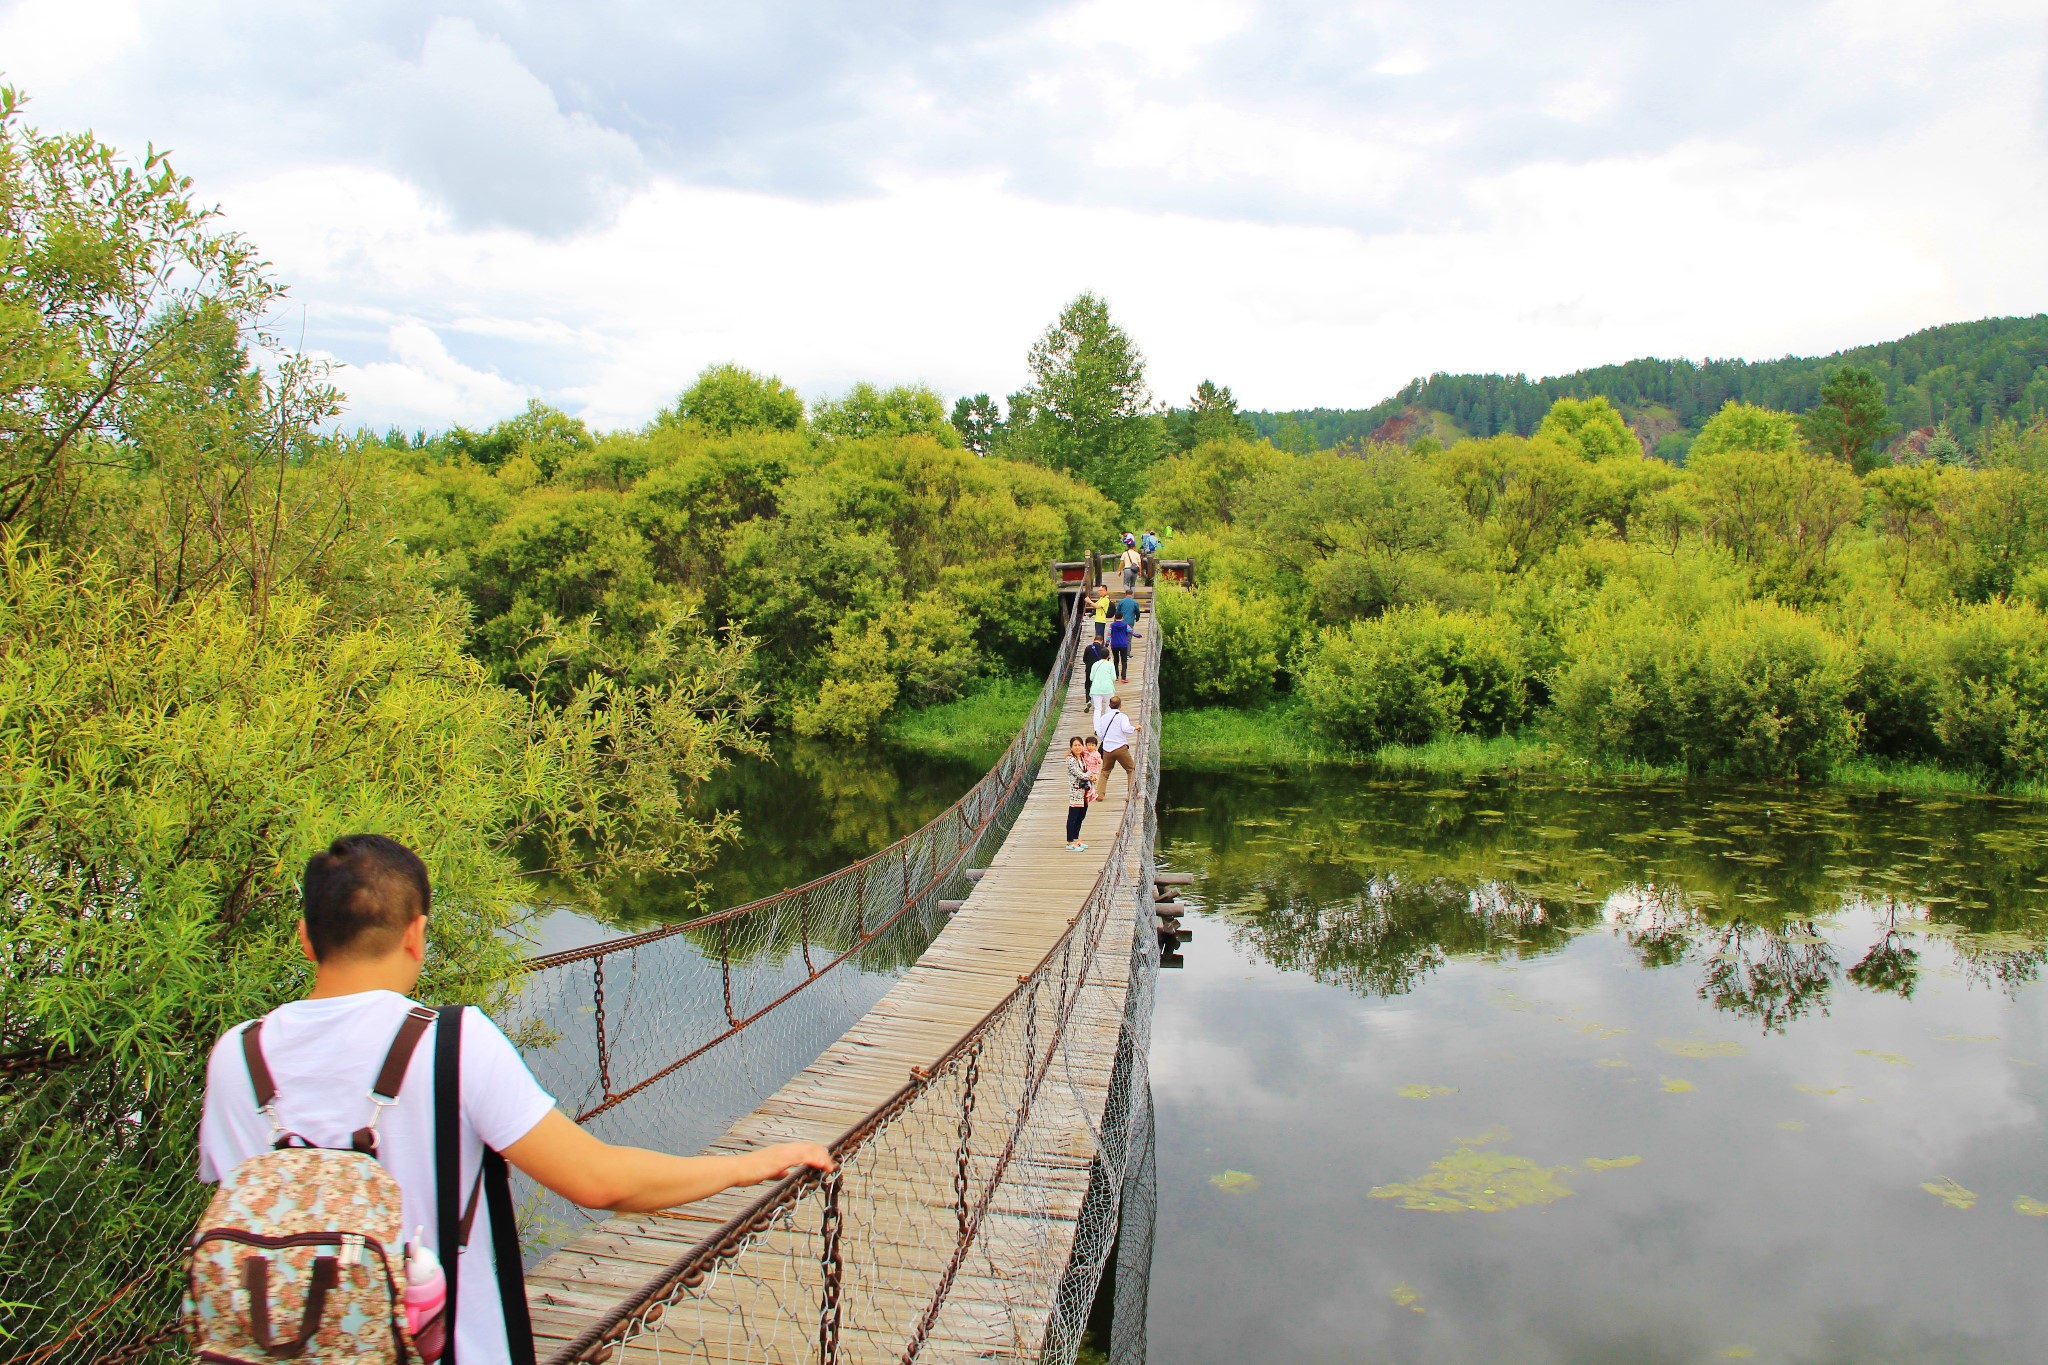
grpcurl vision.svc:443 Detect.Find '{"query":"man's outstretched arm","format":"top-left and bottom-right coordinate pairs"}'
top-left (504, 1109), bottom-right (834, 1212)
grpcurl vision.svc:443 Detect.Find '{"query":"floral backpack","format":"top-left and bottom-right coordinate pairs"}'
top-left (185, 1006), bottom-right (438, 1365)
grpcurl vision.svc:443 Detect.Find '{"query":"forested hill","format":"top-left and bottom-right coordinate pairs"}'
top-left (1248, 314), bottom-right (2048, 459)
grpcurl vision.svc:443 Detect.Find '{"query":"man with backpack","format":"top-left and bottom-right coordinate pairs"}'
top-left (193, 835), bottom-right (833, 1365)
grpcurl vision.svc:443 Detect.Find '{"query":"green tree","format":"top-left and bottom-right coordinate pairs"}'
top-left (439, 400), bottom-right (595, 478)
top-left (1689, 400), bottom-right (1803, 460)
top-left (658, 362), bottom-right (805, 435)
top-left (1688, 446), bottom-right (1863, 602)
top-left (1800, 366), bottom-right (1897, 471)
top-left (1923, 423), bottom-right (1966, 467)
top-left (950, 393), bottom-right (1002, 455)
top-left (1137, 437), bottom-right (1293, 532)
top-left (1535, 395), bottom-right (1639, 462)
top-left (812, 381), bottom-right (962, 446)
top-left (0, 86), bottom-right (339, 547)
top-left (1005, 292), bottom-right (1159, 508)
top-left (1297, 607), bottom-right (1528, 749)
top-left (0, 98), bottom-right (769, 1357)
top-left (1165, 380), bottom-right (1256, 451)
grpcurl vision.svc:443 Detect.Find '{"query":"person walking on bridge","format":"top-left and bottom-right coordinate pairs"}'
top-left (1108, 611), bottom-right (1132, 683)
top-left (1119, 540), bottom-right (1143, 593)
top-left (1115, 589), bottom-right (1141, 638)
top-left (1091, 586), bottom-right (1112, 641)
top-left (1064, 736), bottom-right (1094, 851)
top-left (1139, 528), bottom-right (1160, 585)
top-left (1095, 697), bottom-right (1140, 801)
top-left (1089, 646), bottom-right (1117, 729)
top-left (196, 835), bottom-right (835, 1365)
top-left (1082, 631), bottom-right (1109, 678)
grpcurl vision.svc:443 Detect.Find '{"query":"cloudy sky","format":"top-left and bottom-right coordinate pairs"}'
top-left (4, 0), bottom-right (2045, 431)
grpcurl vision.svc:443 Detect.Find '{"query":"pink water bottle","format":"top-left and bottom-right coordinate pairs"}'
top-left (405, 1231), bottom-right (449, 1361)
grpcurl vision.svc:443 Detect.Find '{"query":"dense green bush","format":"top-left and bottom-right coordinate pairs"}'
top-left (1152, 581), bottom-right (1293, 706)
top-left (1297, 606), bottom-right (1527, 749)
top-left (1847, 627), bottom-right (1945, 760)
top-left (1551, 602), bottom-right (1858, 777)
top-left (1934, 600), bottom-right (2048, 783)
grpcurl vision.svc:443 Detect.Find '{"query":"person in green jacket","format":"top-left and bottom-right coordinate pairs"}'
top-left (1089, 650), bottom-right (1117, 729)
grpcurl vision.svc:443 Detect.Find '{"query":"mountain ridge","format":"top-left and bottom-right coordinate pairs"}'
top-left (1245, 314), bottom-right (2048, 457)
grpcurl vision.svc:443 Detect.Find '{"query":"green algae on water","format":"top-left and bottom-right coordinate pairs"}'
top-left (1656, 1036), bottom-right (1747, 1058)
top-left (1389, 1282), bottom-right (1424, 1313)
top-left (1396, 1083), bottom-right (1458, 1099)
top-left (1369, 1146), bottom-right (1575, 1213)
top-left (1660, 1076), bottom-right (1696, 1093)
top-left (1923, 1177), bottom-right (1977, 1210)
top-left (1209, 1170), bottom-right (1260, 1194)
top-left (1583, 1155), bottom-right (1642, 1170)
top-left (1857, 1049), bottom-right (1913, 1067)
top-left (2013, 1196), bottom-right (2048, 1216)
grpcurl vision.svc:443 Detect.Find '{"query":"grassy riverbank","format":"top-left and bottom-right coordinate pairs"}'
top-left (887, 681), bottom-right (2046, 799)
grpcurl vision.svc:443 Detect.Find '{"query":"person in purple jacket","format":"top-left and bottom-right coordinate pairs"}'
top-left (1108, 612), bottom-right (1132, 682)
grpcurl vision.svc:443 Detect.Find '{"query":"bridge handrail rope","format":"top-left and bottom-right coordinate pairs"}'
top-left (514, 606), bottom-right (1085, 1132)
top-left (533, 615), bottom-right (1163, 1365)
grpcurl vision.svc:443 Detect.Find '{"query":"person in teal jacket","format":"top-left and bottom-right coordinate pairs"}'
top-left (1089, 651), bottom-right (1117, 729)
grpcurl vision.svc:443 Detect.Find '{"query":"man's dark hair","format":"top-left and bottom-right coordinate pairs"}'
top-left (301, 834), bottom-right (432, 961)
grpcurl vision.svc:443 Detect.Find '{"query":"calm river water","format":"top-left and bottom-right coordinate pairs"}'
top-left (526, 745), bottom-right (2048, 1362)
top-left (1149, 768), bottom-right (2048, 1365)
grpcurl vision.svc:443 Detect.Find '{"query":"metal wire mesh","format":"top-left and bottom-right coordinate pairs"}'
top-left (536, 621), bottom-right (1163, 1365)
top-left (506, 612), bottom-right (1084, 1258)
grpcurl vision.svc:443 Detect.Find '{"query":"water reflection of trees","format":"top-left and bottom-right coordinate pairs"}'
top-left (534, 741), bottom-right (989, 932)
top-left (1229, 875), bottom-right (1562, 998)
top-left (1613, 887), bottom-right (1838, 1032)
top-left (1161, 770), bottom-right (2048, 1029)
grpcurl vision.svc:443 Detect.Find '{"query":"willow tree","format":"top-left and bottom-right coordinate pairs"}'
top-left (0, 89), bottom-right (764, 1360)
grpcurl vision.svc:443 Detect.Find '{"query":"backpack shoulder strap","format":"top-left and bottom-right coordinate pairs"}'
top-left (433, 1004), bottom-right (535, 1365)
top-left (484, 1148), bottom-right (536, 1365)
top-left (435, 1005), bottom-right (465, 1365)
top-left (241, 1020), bottom-right (277, 1111)
top-left (351, 1004), bottom-right (438, 1155)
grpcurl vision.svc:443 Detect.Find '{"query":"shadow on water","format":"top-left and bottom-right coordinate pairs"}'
top-left (1148, 767), bottom-right (2048, 1365)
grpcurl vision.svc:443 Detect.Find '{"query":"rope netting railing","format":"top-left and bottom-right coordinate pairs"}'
top-left (535, 622), bottom-right (1164, 1365)
top-left (506, 611), bottom-right (1084, 1250)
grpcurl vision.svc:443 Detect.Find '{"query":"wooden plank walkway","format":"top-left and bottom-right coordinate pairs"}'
top-left (525, 593), bottom-right (1157, 1364)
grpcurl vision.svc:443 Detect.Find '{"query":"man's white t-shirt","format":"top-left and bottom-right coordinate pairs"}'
top-left (1097, 709), bottom-right (1136, 751)
top-left (198, 991), bottom-right (556, 1365)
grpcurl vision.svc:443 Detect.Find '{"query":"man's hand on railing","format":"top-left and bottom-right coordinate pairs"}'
top-left (736, 1142), bottom-right (838, 1185)
top-left (503, 1110), bottom-right (836, 1211)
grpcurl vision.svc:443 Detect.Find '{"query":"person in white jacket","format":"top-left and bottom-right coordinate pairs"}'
top-left (1094, 698), bottom-right (1140, 801)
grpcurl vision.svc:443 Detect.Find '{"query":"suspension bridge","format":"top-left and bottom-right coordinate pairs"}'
top-left (508, 557), bottom-right (1188, 1365)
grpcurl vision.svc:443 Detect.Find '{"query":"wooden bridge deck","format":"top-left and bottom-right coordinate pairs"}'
top-left (525, 597), bottom-right (1155, 1363)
